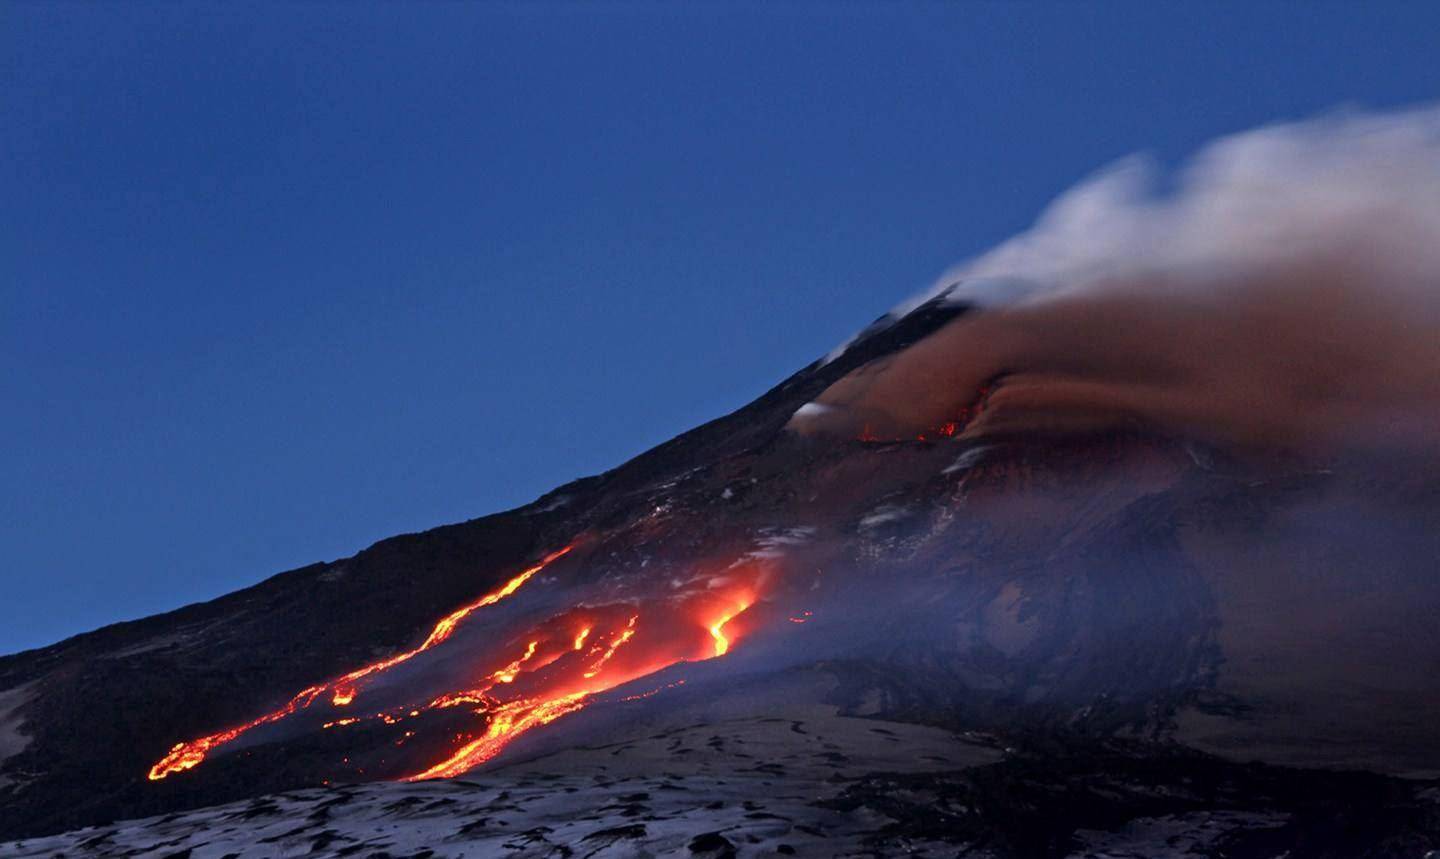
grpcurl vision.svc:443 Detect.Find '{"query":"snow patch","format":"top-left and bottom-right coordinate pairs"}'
top-left (792, 401), bottom-right (835, 420)
top-left (820, 329), bottom-right (871, 365)
top-left (858, 505), bottom-right (912, 530)
top-left (0, 712), bottom-right (1002, 858)
top-left (943, 445), bottom-right (996, 475)
top-left (530, 494), bottom-right (572, 514)
top-left (746, 527), bottom-right (815, 560)
top-left (103, 633), bottom-right (188, 659)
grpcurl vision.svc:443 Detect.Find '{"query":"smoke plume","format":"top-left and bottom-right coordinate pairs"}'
top-left (794, 105), bottom-right (1440, 459)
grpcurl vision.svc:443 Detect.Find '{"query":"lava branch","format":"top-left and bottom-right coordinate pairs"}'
top-left (150, 549), bottom-right (768, 786)
top-left (327, 544), bottom-right (573, 706)
top-left (403, 693), bottom-right (590, 781)
top-left (146, 544), bottom-right (574, 781)
top-left (142, 685), bottom-right (328, 782)
top-left (583, 615), bottom-right (638, 679)
top-left (708, 597), bottom-right (752, 656)
top-left (402, 598), bottom-right (755, 782)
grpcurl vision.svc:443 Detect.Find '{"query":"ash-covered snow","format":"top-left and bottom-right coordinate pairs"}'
top-left (857, 504), bottom-right (912, 531)
top-left (943, 445), bottom-right (997, 475)
top-left (0, 710), bottom-right (1000, 858)
top-left (1070, 811), bottom-right (1292, 857)
top-left (743, 527), bottom-right (815, 561)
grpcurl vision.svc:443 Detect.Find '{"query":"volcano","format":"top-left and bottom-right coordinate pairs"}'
top-left (10, 104), bottom-right (1440, 856)
top-left (5, 282), bottom-right (1440, 856)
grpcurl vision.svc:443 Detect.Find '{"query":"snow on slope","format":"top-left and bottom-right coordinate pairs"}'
top-left (0, 709), bottom-right (1000, 858)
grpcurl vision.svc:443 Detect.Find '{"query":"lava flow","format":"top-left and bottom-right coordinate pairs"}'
top-left (146, 545), bottom-right (573, 781)
top-left (401, 587), bottom-right (759, 781)
top-left (148, 544), bottom-right (768, 785)
top-left (708, 599), bottom-right (752, 656)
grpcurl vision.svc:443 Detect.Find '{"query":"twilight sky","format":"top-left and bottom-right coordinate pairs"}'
top-left (4, 2), bottom-right (1440, 655)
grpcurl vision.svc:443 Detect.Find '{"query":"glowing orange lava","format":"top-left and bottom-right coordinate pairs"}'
top-left (708, 598), bottom-right (751, 656)
top-left (404, 692), bottom-right (589, 781)
top-left (144, 685), bottom-right (326, 780)
top-left (401, 595), bottom-right (754, 782)
top-left (492, 641), bottom-right (539, 684)
top-left (583, 616), bottom-right (638, 679)
top-left (327, 545), bottom-right (570, 708)
top-left (858, 383), bottom-right (994, 443)
top-left (148, 545), bottom-right (769, 786)
top-left (147, 545), bottom-right (572, 781)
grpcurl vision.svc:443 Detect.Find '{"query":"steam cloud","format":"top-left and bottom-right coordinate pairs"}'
top-left (793, 105), bottom-right (1440, 459)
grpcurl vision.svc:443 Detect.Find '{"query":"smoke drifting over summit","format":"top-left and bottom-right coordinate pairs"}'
top-left (794, 105), bottom-right (1440, 457)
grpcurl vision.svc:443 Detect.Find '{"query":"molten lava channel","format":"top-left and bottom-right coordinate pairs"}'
top-left (708, 598), bottom-right (752, 657)
top-left (147, 545), bottom-right (573, 781)
top-left (147, 546), bottom-right (762, 784)
top-left (403, 588), bottom-right (756, 781)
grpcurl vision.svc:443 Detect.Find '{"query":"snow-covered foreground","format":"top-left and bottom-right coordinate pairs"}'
top-left (9, 706), bottom-right (1440, 857)
top-left (0, 709), bottom-right (1001, 858)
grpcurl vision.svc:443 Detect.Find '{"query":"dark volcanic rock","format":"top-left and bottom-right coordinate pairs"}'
top-left (688, 831), bottom-right (737, 857)
top-left (822, 743), bottom-right (1440, 858)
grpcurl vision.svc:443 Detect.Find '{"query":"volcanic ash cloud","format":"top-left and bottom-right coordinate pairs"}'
top-left (793, 105), bottom-right (1440, 459)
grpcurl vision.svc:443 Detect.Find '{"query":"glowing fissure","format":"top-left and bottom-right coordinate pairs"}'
top-left (148, 545), bottom-right (765, 785)
top-left (859, 383), bottom-right (995, 443)
top-left (146, 545), bottom-right (573, 781)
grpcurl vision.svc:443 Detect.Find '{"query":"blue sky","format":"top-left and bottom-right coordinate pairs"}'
top-left (4, 2), bottom-right (1439, 655)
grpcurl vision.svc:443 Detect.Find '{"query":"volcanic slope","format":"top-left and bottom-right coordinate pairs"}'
top-left (4, 289), bottom-right (1440, 857)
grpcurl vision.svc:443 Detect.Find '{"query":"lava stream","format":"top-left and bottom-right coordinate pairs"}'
top-left (402, 595), bottom-right (755, 781)
top-left (404, 693), bottom-right (589, 781)
top-left (328, 545), bottom-right (572, 706)
top-left (143, 685), bottom-right (326, 781)
top-left (708, 598), bottom-right (752, 656)
top-left (146, 545), bottom-right (572, 781)
top-left (149, 547), bottom-right (767, 786)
